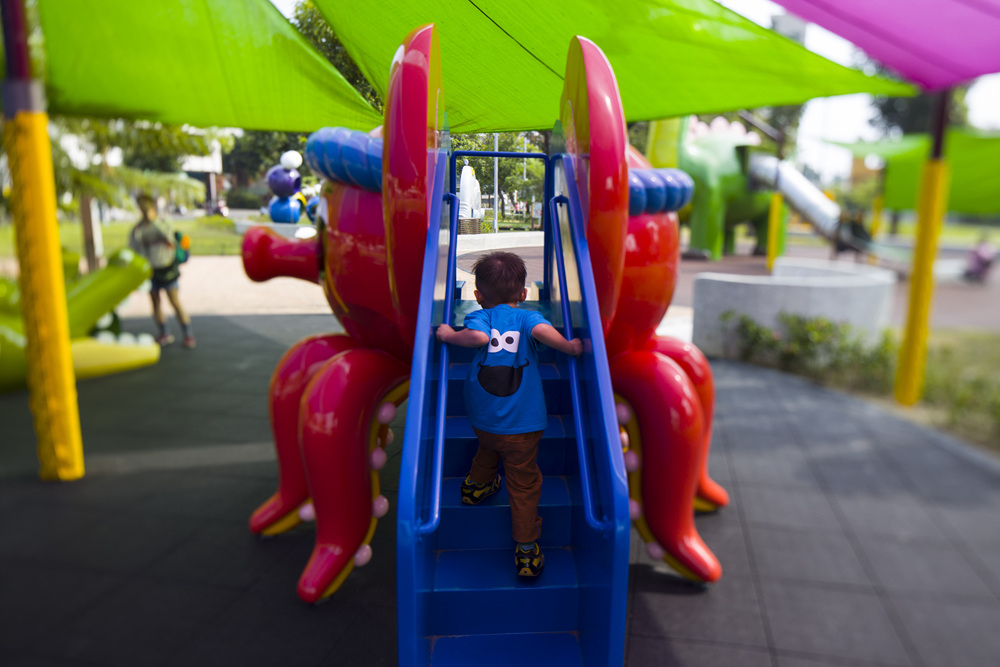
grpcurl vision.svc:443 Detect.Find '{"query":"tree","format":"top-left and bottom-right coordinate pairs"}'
top-left (451, 132), bottom-right (545, 223)
top-left (45, 118), bottom-right (209, 211)
top-left (223, 130), bottom-right (311, 189)
top-left (291, 1), bottom-right (382, 113)
top-left (53, 117), bottom-right (225, 174)
top-left (865, 62), bottom-right (969, 137)
top-left (870, 89), bottom-right (969, 137)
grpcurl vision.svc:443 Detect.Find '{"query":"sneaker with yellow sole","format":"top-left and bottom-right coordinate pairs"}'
top-left (515, 542), bottom-right (544, 577)
top-left (460, 474), bottom-right (501, 505)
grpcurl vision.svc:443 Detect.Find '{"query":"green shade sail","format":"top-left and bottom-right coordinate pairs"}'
top-left (316, 0), bottom-right (914, 133)
top-left (837, 129), bottom-right (1000, 215)
top-left (36, 0), bottom-right (382, 132)
top-left (30, 0), bottom-right (914, 136)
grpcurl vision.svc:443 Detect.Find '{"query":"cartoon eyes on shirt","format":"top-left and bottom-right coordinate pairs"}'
top-left (488, 329), bottom-right (520, 353)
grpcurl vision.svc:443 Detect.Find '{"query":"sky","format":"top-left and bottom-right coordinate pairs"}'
top-left (271, 0), bottom-right (1000, 184)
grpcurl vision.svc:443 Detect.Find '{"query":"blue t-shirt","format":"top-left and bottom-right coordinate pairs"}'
top-left (463, 304), bottom-right (550, 435)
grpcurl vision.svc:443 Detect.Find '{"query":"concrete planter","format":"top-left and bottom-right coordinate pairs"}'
top-left (692, 257), bottom-right (897, 357)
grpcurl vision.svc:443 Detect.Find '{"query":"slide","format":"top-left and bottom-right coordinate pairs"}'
top-left (1, 247), bottom-right (159, 392)
top-left (749, 154), bottom-right (910, 263)
top-left (397, 151), bottom-right (630, 666)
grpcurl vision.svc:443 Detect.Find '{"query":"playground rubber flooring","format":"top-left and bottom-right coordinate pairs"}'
top-left (2, 255), bottom-right (999, 666)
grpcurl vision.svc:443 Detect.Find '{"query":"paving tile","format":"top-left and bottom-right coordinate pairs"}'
top-left (0, 504), bottom-right (105, 561)
top-left (964, 539), bottom-right (1000, 595)
top-left (728, 447), bottom-right (819, 488)
top-left (0, 560), bottom-right (123, 651)
top-left (717, 415), bottom-right (790, 447)
top-left (934, 504), bottom-right (1000, 544)
top-left (131, 472), bottom-right (276, 525)
top-left (750, 525), bottom-right (870, 588)
top-left (859, 538), bottom-right (994, 598)
top-left (39, 579), bottom-right (242, 667)
top-left (691, 509), bottom-right (752, 579)
top-left (3, 653), bottom-right (99, 666)
top-left (626, 636), bottom-right (771, 667)
top-left (630, 569), bottom-right (767, 647)
top-left (739, 484), bottom-right (843, 534)
top-left (832, 494), bottom-right (947, 541)
top-left (144, 520), bottom-right (303, 589)
top-left (167, 589), bottom-right (358, 667)
top-left (0, 475), bottom-right (71, 513)
top-left (4, 321), bottom-right (1000, 667)
top-left (247, 532), bottom-right (318, 597)
top-left (775, 653), bottom-right (891, 667)
top-left (331, 513), bottom-right (399, 609)
top-left (705, 443), bottom-right (732, 484)
top-left (319, 604), bottom-right (398, 666)
top-left (205, 459), bottom-right (279, 482)
top-left (23, 470), bottom-right (181, 511)
top-left (23, 511), bottom-right (205, 575)
top-left (890, 595), bottom-right (1000, 667)
top-left (760, 579), bottom-right (910, 665)
top-left (810, 450), bottom-right (908, 499)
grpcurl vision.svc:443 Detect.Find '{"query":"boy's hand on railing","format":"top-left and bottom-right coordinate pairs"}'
top-left (435, 323), bottom-right (456, 342)
top-left (532, 323), bottom-right (584, 357)
top-left (568, 338), bottom-right (584, 357)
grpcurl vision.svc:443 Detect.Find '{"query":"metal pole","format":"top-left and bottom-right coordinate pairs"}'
top-left (895, 89), bottom-right (951, 406)
top-left (493, 133), bottom-right (499, 233)
top-left (2, 0), bottom-right (85, 480)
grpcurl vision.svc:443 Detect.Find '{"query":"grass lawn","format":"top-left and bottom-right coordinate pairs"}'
top-left (919, 330), bottom-right (1000, 452)
top-left (0, 215), bottom-right (242, 263)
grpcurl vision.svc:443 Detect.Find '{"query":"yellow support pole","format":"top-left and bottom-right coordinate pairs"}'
top-left (4, 111), bottom-right (85, 480)
top-left (894, 159), bottom-right (950, 406)
top-left (868, 194), bottom-right (884, 266)
top-left (870, 194), bottom-right (885, 239)
top-left (766, 192), bottom-right (784, 271)
top-left (3, 0), bottom-right (84, 480)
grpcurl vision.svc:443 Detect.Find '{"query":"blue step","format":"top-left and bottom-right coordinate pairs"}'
top-left (442, 416), bottom-right (573, 477)
top-left (430, 632), bottom-right (583, 666)
top-left (437, 476), bottom-right (573, 550)
top-left (429, 547), bottom-right (578, 636)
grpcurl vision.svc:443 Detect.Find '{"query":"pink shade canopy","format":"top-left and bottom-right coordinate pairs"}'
top-left (771, 0), bottom-right (1000, 90)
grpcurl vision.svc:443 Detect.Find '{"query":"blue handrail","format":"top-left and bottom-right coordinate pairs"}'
top-left (548, 194), bottom-right (611, 534)
top-left (415, 191), bottom-right (460, 537)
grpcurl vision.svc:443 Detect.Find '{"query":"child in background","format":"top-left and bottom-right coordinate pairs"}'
top-left (436, 251), bottom-right (582, 577)
top-left (129, 194), bottom-right (196, 348)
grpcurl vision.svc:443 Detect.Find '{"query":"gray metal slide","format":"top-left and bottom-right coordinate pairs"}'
top-left (748, 154), bottom-right (841, 239)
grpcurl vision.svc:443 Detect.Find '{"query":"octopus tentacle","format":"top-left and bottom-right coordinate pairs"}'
top-left (296, 348), bottom-right (409, 603)
top-left (611, 350), bottom-right (722, 583)
top-left (249, 334), bottom-right (358, 536)
top-left (646, 336), bottom-right (730, 511)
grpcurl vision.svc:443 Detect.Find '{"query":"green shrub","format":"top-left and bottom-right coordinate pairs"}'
top-left (225, 189), bottom-right (265, 210)
top-left (721, 311), bottom-right (1000, 450)
top-left (720, 311), bottom-right (897, 394)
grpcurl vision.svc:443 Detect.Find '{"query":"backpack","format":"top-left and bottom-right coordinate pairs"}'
top-left (174, 231), bottom-right (191, 264)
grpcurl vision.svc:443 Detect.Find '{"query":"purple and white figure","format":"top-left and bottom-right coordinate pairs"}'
top-left (267, 151), bottom-right (304, 223)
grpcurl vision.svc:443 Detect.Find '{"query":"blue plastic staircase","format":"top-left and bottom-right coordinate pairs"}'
top-left (397, 153), bottom-right (631, 666)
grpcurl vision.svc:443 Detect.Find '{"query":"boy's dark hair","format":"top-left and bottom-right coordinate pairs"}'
top-left (473, 251), bottom-right (526, 308)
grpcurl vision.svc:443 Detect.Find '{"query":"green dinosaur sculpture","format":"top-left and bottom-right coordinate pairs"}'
top-left (647, 117), bottom-right (772, 259)
top-left (1, 248), bottom-right (159, 392)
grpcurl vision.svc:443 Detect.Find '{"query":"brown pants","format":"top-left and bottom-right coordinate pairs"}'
top-left (469, 428), bottom-right (544, 543)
